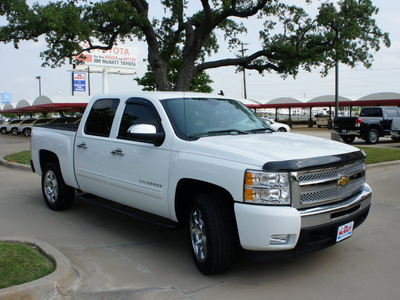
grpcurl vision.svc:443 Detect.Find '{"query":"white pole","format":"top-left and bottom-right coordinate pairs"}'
top-left (102, 69), bottom-right (108, 94)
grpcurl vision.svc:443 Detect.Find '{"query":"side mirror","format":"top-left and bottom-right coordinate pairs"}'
top-left (127, 124), bottom-right (165, 146)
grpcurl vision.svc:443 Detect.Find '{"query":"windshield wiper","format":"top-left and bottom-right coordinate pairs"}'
top-left (246, 128), bottom-right (273, 133)
top-left (188, 129), bottom-right (249, 140)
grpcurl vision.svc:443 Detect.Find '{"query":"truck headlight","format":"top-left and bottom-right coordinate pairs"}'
top-left (244, 170), bottom-right (291, 205)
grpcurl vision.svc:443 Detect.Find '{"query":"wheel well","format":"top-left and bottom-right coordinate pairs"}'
top-left (367, 125), bottom-right (383, 136)
top-left (174, 179), bottom-right (235, 225)
top-left (39, 150), bottom-right (60, 173)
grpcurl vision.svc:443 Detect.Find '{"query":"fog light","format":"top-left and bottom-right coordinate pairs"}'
top-left (270, 234), bottom-right (290, 245)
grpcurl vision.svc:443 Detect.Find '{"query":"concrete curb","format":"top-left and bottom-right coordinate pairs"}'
top-left (365, 159), bottom-right (400, 169)
top-left (0, 156), bottom-right (31, 172)
top-left (0, 238), bottom-right (78, 299)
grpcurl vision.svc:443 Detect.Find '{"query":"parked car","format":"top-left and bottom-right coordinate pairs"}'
top-left (19, 118), bottom-right (55, 137)
top-left (13, 118), bottom-right (36, 136)
top-left (262, 118), bottom-right (291, 132)
top-left (315, 115), bottom-right (330, 128)
top-left (0, 119), bottom-right (23, 134)
top-left (391, 117), bottom-right (400, 142)
top-left (31, 91), bottom-right (371, 274)
top-left (333, 107), bottom-right (400, 144)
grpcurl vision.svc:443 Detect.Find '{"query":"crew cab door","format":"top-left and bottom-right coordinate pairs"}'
top-left (74, 98), bottom-right (120, 199)
top-left (106, 98), bottom-right (171, 217)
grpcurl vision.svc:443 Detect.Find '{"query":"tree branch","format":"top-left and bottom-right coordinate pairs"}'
top-left (195, 50), bottom-right (281, 74)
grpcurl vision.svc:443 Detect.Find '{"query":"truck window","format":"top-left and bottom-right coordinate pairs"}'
top-left (117, 99), bottom-right (163, 139)
top-left (161, 97), bottom-right (270, 140)
top-left (85, 99), bottom-right (120, 137)
top-left (360, 108), bottom-right (382, 117)
top-left (385, 108), bottom-right (399, 118)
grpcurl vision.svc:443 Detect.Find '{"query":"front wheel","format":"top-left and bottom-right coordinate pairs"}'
top-left (277, 127), bottom-right (287, 132)
top-left (11, 128), bottom-right (18, 135)
top-left (23, 128), bottom-right (31, 137)
top-left (0, 128), bottom-right (6, 134)
top-left (41, 162), bottom-right (75, 211)
top-left (365, 128), bottom-right (379, 144)
top-left (189, 194), bottom-right (236, 275)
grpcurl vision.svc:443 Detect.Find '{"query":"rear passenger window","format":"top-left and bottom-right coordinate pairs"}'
top-left (360, 108), bottom-right (382, 117)
top-left (85, 99), bottom-right (120, 137)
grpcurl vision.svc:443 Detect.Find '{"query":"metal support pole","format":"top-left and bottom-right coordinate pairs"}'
top-left (335, 62), bottom-right (339, 118)
top-left (102, 69), bottom-right (108, 94)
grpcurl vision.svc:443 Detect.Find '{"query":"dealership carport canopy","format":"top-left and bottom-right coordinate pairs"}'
top-left (247, 92), bottom-right (400, 109)
top-left (0, 95), bottom-right (90, 115)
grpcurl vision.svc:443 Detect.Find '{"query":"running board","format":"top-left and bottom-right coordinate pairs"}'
top-left (80, 193), bottom-right (179, 230)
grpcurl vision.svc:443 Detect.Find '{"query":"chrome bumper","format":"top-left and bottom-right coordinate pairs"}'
top-left (299, 183), bottom-right (372, 228)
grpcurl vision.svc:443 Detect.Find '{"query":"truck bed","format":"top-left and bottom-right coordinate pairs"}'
top-left (35, 123), bottom-right (79, 132)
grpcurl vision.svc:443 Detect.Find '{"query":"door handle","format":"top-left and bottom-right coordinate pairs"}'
top-left (77, 142), bottom-right (88, 149)
top-left (111, 148), bottom-right (125, 156)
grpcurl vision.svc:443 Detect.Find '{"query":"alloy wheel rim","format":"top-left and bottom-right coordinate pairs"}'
top-left (44, 170), bottom-right (58, 203)
top-left (370, 131), bottom-right (378, 143)
top-left (190, 208), bottom-right (207, 263)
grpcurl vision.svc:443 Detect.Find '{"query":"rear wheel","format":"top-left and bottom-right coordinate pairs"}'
top-left (189, 193), bottom-right (236, 275)
top-left (365, 128), bottom-right (379, 144)
top-left (11, 128), bottom-right (18, 135)
top-left (341, 136), bottom-right (356, 144)
top-left (278, 127), bottom-right (287, 132)
top-left (41, 162), bottom-right (75, 210)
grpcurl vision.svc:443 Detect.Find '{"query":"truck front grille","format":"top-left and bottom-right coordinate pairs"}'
top-left (291, 160), bottom-right (366, 209)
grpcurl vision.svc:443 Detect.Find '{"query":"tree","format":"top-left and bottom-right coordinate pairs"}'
top-left (0, 0), bottom-right (390, 92)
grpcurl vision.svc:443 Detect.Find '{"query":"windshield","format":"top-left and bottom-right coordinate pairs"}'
top-left (161, 97), bottom-right (272, 140)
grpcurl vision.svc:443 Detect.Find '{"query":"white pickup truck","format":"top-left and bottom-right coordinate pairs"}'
top-left (31, 92), bottom-right (372, 274)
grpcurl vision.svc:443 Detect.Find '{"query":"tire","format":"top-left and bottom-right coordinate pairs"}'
top-left (318, 125), bottom-right (321, 128)
top-left (11, 128), bottom-right (18, 135)
top-left (0, 128), bottom-right (6, 134)
top-left (23, 128), bottom-right (31, 137)
top-left (365, 128), bottom-right (379, 144)
top-left (341, 136), bottom-right (356, 144)
top-left (41, 162), bottom-right (75, 211)
top-left (278, 127), bottom-right (287, 132)
top-left (189, 193), bottom-right (236, 275)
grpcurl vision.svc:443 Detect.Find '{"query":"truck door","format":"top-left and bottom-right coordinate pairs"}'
top-left (74, 98), bottom-right (120, 199)
top-left (384, 108), bottom-right (399, 133)
top-left (106, 98), bottom-right (171, 218)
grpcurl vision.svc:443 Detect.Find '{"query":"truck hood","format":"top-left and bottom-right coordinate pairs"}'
top-left (180, 132), bottom-right (360, 168)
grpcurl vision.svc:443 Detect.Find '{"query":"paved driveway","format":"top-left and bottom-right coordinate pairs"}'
top-left (0, 132), bottom-right (399, 299)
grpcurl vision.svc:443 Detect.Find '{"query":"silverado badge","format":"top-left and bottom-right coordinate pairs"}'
top-left (338, 176), bottom-right (350, 187)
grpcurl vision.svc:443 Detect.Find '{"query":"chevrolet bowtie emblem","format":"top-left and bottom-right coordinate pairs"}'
top-left (338, 176), bottom-right (350, 187)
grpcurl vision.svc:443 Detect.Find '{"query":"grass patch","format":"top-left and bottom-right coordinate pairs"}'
top-left (0, 243), bottom-right (55, 289)
top-left (4, 151), bottom-right (31, 165)
top-left (358, 147), bottom-right (400, 165)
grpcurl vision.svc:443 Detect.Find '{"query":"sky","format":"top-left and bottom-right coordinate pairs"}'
top-left (1, 0), bottom-right (400, 108)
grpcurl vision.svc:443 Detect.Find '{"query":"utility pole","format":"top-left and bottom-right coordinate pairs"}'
top-left (238, 42), bottom-right (248, 99)
top-left (35, 76), bottom-right (42, 96)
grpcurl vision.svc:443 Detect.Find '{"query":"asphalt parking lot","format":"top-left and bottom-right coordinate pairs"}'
top-left (0, 129), bottom-right (399, 299)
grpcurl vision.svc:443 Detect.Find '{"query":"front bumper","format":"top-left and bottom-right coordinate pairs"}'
top-left (234, 184), bottom-right (372, 252)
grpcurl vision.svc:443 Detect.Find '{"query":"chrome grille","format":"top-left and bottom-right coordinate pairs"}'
top-left (292, 160), bottom-right (366, 208)
top-left (300, 178), bottom-right (365, 204)
top-left (298, 162), bottom-right (365, 183)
